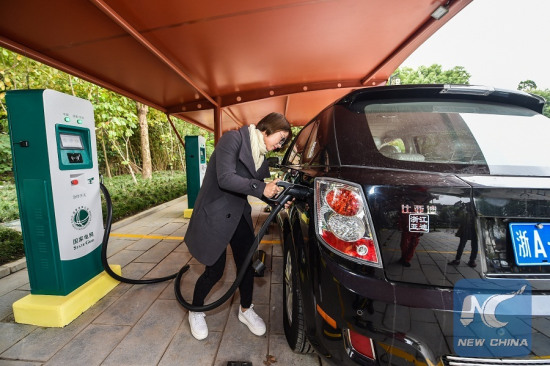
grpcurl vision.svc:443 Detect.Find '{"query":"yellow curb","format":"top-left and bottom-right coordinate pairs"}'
top-left (110, 233), bottom-right (184, 240)
top-left (109, 233), bottom-right (280, 245)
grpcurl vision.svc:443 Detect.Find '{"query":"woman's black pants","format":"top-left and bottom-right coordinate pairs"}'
top-left (192, 215), bottom-right (255, 309)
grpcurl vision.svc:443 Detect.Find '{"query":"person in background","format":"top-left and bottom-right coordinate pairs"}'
top-left (184, 112), bottom-right (292, 340)
top-left (448, 202), bottom-right (478, 267)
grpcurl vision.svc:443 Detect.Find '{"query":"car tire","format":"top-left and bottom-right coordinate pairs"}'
top-left (283, 235), bottom-right (313, 354)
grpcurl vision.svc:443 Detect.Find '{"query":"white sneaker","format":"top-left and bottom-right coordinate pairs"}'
top-left (238, 304), bottom-right (266, 336)
top-left (189, 311), bottom-right (208, 340)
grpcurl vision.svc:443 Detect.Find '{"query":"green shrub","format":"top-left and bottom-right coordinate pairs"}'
top-left (0, 227), bottom-right (24, 266)
top-left (0, 134), bottom-right (12, 176)
top-left (0, 171), bottom-right (187, 224)
top-left (0, 180), bottom-right (19, 223)
top-left (0, 171), bottom-right (187, 264)
top-left (101, 171), bottom-right (187, 222)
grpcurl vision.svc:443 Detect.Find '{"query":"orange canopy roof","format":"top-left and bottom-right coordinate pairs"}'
top-left (0, 0), bottom-right (471, 132)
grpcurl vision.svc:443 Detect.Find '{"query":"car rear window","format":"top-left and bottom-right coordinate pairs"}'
top-left (364, 101), bottom-right (550, 176)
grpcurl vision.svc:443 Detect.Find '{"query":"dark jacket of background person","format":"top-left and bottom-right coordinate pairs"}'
top-left (185, 126), bottom-right (270, 266)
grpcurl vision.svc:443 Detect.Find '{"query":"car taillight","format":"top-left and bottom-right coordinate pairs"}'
top-left (345, 329), bottom-right (376, 361)
top-left (315, 178), bottom-right (381, 266)
top-left (325, 188), bottom-right (361, 216)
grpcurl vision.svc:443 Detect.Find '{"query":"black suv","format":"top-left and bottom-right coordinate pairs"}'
top-left (277, 85), bottom-right (550, 365)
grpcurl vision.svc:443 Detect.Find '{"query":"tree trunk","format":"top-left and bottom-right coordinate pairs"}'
top-left (69, 75), bottom-right (75, 96)
top-left (137, 102), bottom-right (152, 179)
top-left (111, 138), bottom-right (137, 184)
top-left (100, 131), bottom-right (112, 178)
top-left (124, 139), bottom-right (138, 184)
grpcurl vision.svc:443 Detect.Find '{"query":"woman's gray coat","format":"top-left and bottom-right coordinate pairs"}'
top-left (184, 126), bottom-right (270, 266)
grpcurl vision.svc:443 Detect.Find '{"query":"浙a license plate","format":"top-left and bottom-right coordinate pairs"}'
top-left (510, 223), bottom-right (550, 266)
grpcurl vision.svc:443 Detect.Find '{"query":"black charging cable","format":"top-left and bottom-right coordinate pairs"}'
top-left (100, 180), bottom-right (311, 310)
top-left (100, 182), bottom-right (183, 284)
top-left (173, 181), bottom-right (312, 312)
top-left (173, 196), bottom-right (288, 311)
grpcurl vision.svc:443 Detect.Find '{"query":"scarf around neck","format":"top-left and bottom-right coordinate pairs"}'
top-left (249, 124), bottom-right (267, 171)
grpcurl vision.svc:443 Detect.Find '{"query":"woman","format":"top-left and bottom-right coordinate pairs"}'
top-left (184, 112), bottom-right (292, 340)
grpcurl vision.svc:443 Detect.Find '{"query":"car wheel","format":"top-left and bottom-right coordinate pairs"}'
top-left (283, 236), bottom-right (313, 354)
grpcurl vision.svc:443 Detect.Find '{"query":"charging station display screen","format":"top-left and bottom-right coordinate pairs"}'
top-left (59, 134), bottom-right (84, 150)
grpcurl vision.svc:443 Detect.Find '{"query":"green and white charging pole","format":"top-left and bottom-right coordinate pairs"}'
top-left (7, 89), bottom-right (119, 327)
top-left (183, 135), bottom-right (206, 218)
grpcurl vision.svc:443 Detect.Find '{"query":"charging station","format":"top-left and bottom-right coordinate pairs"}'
top-left (183, 135), bottom-right (206, 218)
top-left (7, 89), bottom-right (120, 327)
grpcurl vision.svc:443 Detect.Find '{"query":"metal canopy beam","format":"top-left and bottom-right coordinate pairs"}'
top-left (166, 79), bottom-right (363, 114)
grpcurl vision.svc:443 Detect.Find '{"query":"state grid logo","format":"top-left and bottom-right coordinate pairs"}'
top-left (453, 279), bottom-right (531, 357)
top-left (71, 206), bottom-right (92, 230)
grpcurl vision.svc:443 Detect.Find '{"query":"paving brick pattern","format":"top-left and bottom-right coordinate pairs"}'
top-left (0, 196), bottom-right (324, 366)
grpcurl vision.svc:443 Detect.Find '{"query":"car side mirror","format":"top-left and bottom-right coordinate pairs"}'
top-left (267, 156), bottom-right (280, 168)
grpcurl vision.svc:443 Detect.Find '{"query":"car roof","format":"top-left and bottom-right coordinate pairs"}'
top-left (336, 85), bottom-right (546, 114)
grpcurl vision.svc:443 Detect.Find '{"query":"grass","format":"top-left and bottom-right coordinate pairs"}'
top-left (0, 171), bottom-right (187, 265)
top-left (0, 227), bottom-right (24, 266)
top-left (0, 180), bottom-right (19, 223)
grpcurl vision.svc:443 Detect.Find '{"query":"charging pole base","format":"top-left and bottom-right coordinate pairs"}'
top-left (184, 208), bottom-right (193, 218)
top-left (12, 265), bottom-right (121, 327)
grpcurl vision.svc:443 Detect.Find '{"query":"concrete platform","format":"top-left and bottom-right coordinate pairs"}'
top-left (0, 195), bottom-right (326, 365)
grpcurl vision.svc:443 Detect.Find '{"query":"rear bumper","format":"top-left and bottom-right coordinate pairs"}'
top-left (309, 249), bottom-right (550, 365)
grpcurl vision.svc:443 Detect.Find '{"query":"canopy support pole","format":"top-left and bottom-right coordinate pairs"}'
top-left (165, 114), bottom-right (186, 149)
top-left (214, 97), bottom-right (223, 145)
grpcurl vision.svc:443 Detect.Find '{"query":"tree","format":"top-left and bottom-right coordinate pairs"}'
top-left (0, 49), bottom-right (63, 176)
top-left (137, 102), bottom-right (152, 179)
top-left (0, 46), bottom-right (214, 179)
top-left (390, 64), bottom-right (471, 85)
top-left (518, 80), bottom-right (537, 91)
top-left (528, 89), bottom-right (550, 118)
top-left (93, 88), bottom-right (139, 182)
top-left (517, 80), bottom-right (550, 119)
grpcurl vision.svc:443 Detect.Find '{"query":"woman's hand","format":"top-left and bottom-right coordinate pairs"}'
top-left (264, 178), bottom-right (282, 198)
top-left (264, 179), bottom-right (295, 208)
top-left (284, 198), bottom-right (295, 209)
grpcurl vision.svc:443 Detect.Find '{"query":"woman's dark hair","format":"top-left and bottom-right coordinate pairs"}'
top-left (256, 112), bottom-right (293, 148)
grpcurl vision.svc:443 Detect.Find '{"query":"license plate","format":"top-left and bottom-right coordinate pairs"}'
top-left (509, 223), bottom-right (550, 266)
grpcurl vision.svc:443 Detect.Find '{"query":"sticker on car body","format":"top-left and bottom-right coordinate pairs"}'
top-left (409, 214), bottom-right (429, 233)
